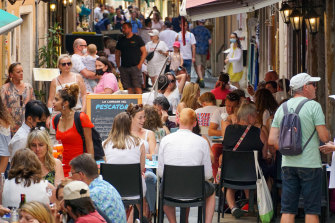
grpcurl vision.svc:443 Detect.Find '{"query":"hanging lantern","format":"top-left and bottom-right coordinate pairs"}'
top-left (279, 2), bottom-right (293, 24)
top-left (305, 9), bottom-right (320, 34)
top-left (289, 9), bottom-right (303, 31)
top-left (50, 0), bottom-right (57, 12)
top-left (63, 0), bottom-right (67, 7)
top-left (68, 0), bottom-right (73, 6)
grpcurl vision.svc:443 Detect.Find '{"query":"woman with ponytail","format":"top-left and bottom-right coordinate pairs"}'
top-left (52, 84), bottom-right (94, 176)
top-left (0, 62), bottom-right (35, 135)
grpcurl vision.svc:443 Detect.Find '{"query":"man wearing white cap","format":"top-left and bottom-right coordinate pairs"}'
top-left (269, 73), bottom-right (330, 223)
top-left (63, 181), bottom-right (107, 223)
top-left (145, 29), bottom-right (169, 84)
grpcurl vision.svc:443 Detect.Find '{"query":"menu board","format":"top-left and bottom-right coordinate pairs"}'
top-left (86, 94), bottom-right (142, 140)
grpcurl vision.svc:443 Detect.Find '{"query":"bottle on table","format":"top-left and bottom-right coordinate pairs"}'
top-left (19, 194), bottom-right (26, 208)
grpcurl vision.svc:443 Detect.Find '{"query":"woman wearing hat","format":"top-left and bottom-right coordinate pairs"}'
top-left (145, 29), bottom-right (169, 85)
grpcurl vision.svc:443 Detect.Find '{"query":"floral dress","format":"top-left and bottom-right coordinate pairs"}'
top-left (0, 82), bottom-right (35, 135)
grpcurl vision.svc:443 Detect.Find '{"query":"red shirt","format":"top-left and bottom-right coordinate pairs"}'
top-left (76, 211), bottom-right (106, 223)
top-left (52, 112), bottom-right (94, 176)
top-left (211, 87), bottom-right (231, 100)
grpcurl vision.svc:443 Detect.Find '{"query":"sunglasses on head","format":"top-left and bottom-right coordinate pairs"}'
top-left (19, 95), bottom-right (23, 107)
top-left (61, 62), bottom-right (72, 67)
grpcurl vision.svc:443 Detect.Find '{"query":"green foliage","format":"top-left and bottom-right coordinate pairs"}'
top-left (38, 23), bottom-right (63, 68)
top-left (34, 89), bottom-right (46, 101)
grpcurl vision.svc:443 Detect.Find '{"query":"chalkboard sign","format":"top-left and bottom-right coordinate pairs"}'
top-left (86, 94), bottom-right (142, 140)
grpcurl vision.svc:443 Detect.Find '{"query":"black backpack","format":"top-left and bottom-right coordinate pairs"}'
top-left (53, 112), bottom-right (105, 160)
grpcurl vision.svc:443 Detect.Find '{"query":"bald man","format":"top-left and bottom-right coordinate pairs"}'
top-left (71, 38), bottom-right (98, 93)
top-left (158, 108), bottom-right (215, 223)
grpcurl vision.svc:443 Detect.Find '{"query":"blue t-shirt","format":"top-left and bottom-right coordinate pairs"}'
top-left (89, 177), bottom-right (126, 223)
top-left (127, 18), bottom-right (142, 34)
top-left (191, 25), bottom-right (211, 55)
top-left (95, 18), bottom-right (111, 34)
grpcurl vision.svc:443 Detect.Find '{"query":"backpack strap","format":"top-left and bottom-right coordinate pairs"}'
top-left (74, 111), bottom-right (86, 153)
top-left (303, 128), bottom-right (316, 150)
top-left (282, 101), bottom-right (289, 115)
top-left (53, 113), bottom-right (62, 131)
top-left (294, 98), bottom-right (315, 151)
top-left (295, 99), bottom-right (309, 114)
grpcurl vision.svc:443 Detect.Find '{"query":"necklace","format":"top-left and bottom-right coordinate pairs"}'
top-left (61, 111), bottom-right (74, 120)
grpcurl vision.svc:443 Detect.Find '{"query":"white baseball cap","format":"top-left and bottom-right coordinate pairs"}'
top-left (63, 181), bottom-right (90, 200)
top-left (289, 73), bottom-right (320, 90)
top-left (149, 29), bottom-right (159, 36)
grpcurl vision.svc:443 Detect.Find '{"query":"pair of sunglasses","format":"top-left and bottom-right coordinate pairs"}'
top-left (61, 62), bottom-right (72, 67)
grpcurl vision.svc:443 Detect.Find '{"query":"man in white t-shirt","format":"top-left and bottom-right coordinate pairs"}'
top-left (159, 22), bottom-right (177, 51)
top-left (71, 38), bottom-right (98, 93)
top-left (94, 4), bottom-right (103, 24)
top-left (175, 20), bottom-right (196, 76)
top-left (158, 108), bottom-right (215, 223)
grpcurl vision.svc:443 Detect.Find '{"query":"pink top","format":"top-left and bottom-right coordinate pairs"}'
top-left (94, 72), bottom-right (119, 94)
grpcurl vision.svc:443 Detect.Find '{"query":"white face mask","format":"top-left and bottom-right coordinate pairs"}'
top-left (82, 48), bottom-right (87, 55)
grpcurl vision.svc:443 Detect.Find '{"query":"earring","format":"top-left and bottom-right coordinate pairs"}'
top-left (62, 105), bottom-right (65, 110)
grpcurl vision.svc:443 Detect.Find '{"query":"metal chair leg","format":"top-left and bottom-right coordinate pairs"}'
top-left (222, 187), bottom-right (227, 219)
top-left (217, 185), bottom-right (222, 223)
top-left (180, 207), bottom-right (187, 223)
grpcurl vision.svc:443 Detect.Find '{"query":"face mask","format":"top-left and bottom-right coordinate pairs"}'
top-left (36, 122), bottom-right (46, 128)
top-left (82, 48), bottom-right (87, 54)
top-left (230, 38), bottom-right (236, 43)
top-left (96, 69), bottom-right (104, 75)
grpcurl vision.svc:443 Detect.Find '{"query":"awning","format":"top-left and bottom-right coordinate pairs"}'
top-left (0, 9), bottom-right (22, 35)
top-left (185, 0), bottom-right (281, 20)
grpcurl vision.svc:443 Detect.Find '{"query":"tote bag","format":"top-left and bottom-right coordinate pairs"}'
top-left (254, 151), bottom-right (273, 223)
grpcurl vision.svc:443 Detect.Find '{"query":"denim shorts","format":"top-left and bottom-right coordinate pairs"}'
top-left (281, 167), bottom-right (322, 215)
top-left (183, 59), bottom-right (192, 75)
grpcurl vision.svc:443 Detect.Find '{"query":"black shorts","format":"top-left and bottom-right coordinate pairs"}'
top-left (119, 66), bottom-right (143, 89)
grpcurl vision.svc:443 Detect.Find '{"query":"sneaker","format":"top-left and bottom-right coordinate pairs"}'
top-left (241, 203), bottom-right (249, 212)
top-left (199, 79), bottom-right (205, 88)
top-left (231, 207), bottom-right (244, 219)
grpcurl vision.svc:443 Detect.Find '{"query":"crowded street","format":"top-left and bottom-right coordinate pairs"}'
top-left (1, 0), bottom-right (335, 223)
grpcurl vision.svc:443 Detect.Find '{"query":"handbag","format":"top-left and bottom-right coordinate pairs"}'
top-left (233, 125), bottom-right (251, 151)
top-left (254, 151), bottom-right (274, 223)
top-left (146, 41), bottom-right (159, 61)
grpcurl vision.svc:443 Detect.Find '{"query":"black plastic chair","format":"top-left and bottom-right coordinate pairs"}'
top-left (158, 165), bottom-right (206, 223)
top-left (217, 150), bottom-right (257, 222)
top-left (100, 163), bottom-right (143, 223)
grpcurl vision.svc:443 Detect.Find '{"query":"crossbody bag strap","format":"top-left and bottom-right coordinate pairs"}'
top-left (153, 41), bottom-right (159, 51)
top-left (233, 125), bottom-right (251, 151)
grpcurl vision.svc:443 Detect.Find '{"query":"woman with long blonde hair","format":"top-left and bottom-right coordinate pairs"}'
top-left (103, 112), bottom-right (146, 222)
top-left (176, 82), bottom-right (201, 115)
top-left (20, 201), bottom-right (55, 223)
top-left (27, 129), bottom-right (64, 186)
